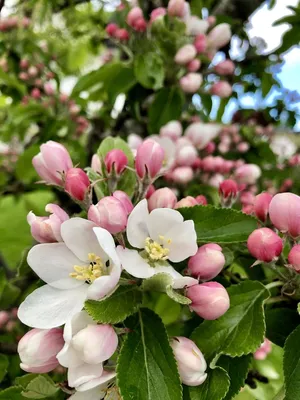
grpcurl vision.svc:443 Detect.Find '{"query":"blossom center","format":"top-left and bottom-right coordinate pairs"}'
top-left (144, 236), bottom-right (171, 262)
top-left (69, 253), bottom-right (105, 283)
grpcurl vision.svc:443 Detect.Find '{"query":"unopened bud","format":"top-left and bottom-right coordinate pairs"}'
top-left (65, 168), bottom-right (90, 201)
top-left (247, 228), bottom-right (283, 262)
top-left (188, 244), bottom-right (225, 280)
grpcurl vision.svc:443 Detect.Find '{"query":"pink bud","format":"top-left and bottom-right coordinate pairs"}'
top-left (32, 141), bottom-right (73, 185)
top-left (186, 17), bottom-right (209, 36)
top-left (188, 244), bottom-right (225, 280)
top-left (219, 179), bottom-right (238, 201)
top-left (207, 16), bottom-right (216, 26)
top-left (146, 184), bottom-right (156, 199)
top-left (44, 82), bottom-right (55, 95)
top-left (88, 196), bottom-right (128, 234)
top-left (247, 228), bottom-right (283, 262)
top-left (269, 193), bottom-right (300, 238)
top-left (59, 93), bottom-right (69, 103)
top-left (134, 17), bottom-right (147, 32)
top-left (115, 28), bottom-right (130, 41)
top-left (176, 145), bottom-right (198, 166)
top-left (254, 338), bottom-right (272, 360)
top-left (0, 311), bottom-right (9, 328)
top-left (167, 0), bottom-right (185, 17)
top-left (187, 59), bottom-right (201, 72)
top-left (172, 166), bottom-right (193, 184)
top-left (180, 73), bottom-right (202, 93)
top-left (148, 187), bottom-right (177, 211)
top-left (28, 66), bottom-right (38, 77)
top-left (235, 164), bottom-right (261, 185)
top-left (175, 44), bottom-right (197, 65)
top-left (113, 191), bottom-right (134, 214)
top-left (27, 204), bottom-right (69, 243)
top-left (210, 81), bottom-right (232, 98)
top-left (72, 324), bottom-right (118, 365)
top-left (195, 195), bottom-right (207, 205)
top-left (170, 337), bottom-right (207, 386)
top-left (175, 196), bottom-right (198, 209)
top-left (106, 23), bottom-right (119, 37)
top-left (69, 104), bottom-right (80, 116)
top-left (126, 7), bottom-right (143, 27)
top-left (204, 142), bottom-right (215, 154)
top-left (207, 23), bottom-right (231, 49)
top-left (20, 59), bottom-right (29, 69)
top-left (19, 72), bottom-right (28, 81)
top-left (194, 34), bottom-right (207, 53)
top-left (237, 142), bottom-right (249, 153)
top-left (150, 7), bottom-right (166, 22)
top-left (214, 60), bottom-right (235, 75)
top-left (160, 120), bottom-right (182, 141)
top-left (253, 193), bottom-right (273, 222)
top-left (135, 139), bottom-right (165, 179)
top-left (104, 149), bottom-right (128, 175)
top-left (187, 282), bottom-right (230, 320)
top-left (185, 123), bottom-right (221, 150)
top-left (31, 88), bottom-right (41, 99)
top-left (288, 245), bottom-right (300, 272)
top-left (65, 168), bottom-right (90, 201)
top-left (18, 328), bottom-right (64, 373)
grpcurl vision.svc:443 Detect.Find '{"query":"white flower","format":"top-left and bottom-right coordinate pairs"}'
top-left (117, 200), bottom-right (198, 288)
top-left (271, 136), bottom-right (296, 161)
top-left (18, 218), bottom-right (121, 329)
top-left (185, 17), bottom-right (209, 36)
top-left (69, 371), bottom-right (116, 400)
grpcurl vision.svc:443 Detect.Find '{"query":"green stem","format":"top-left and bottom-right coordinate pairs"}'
top-left (266, 296), bottom-right (290, 305)
top-left (265, 281), bottom-right (284, 290)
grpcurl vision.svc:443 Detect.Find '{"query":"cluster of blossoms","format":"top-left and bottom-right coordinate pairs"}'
top-left (105, 0), bottom-right (233, 95)
top-left (0, 16), bottom-right (30, 32)
top-left (18, 138), bottom-right (231, 397)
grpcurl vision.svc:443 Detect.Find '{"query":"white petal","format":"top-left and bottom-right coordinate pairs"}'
top-left (126, 200), bottom-right (149, 248)
top-left (93, 227), bottom-right (120, 268)
top-left (87, 265), bottom-right (121, 300)
top-left (172, 276), bottom-right (198, 289)
top-left (18, 284), bottom-right (88, 329)
top-left (69, 388), bottom-right (102, 400)
top-left (68, 363), bottom-right (103, 388)
top-left (165, 220), bottom-right (198, 262)
top-left (64, 311), bottom-right (95, 343)
top-left (27, 243), bottom-right (84, 289)
top-left (57, 343), bottom-right (83, 368)
top-left (147, 208), bottom-right (183, 242)
top-left (117, 247), bottom-right (154, 279)
top-left (77, 370), bottom-right (116, 392)
top-left (61, 218), bottom-right (105, 262)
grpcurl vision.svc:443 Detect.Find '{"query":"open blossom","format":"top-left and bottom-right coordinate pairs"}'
top-left (27, 204), bottom-right (69, 243)
top-left (185, 17), bottom-right (209, 36)
top-left (57, 311), bottom-right (117, 391)
top-left (117, 200), bottom-right (198, 289)
top-left (160, 120), bottom-right (182, 141)
top-left (18, 218), bottom-right (121, 329)
top-left (185, 123), bottom-right (222, 150)
top-left (68, 371), bottom-right (116, 400)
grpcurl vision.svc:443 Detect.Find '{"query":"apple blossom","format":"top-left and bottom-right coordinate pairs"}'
top-left (195, 195), bottom-right (207, 205)
top-left (160, 120), bottom-right (182, 141)
top-left (18, 218), bottom-right (121, 329)
top-left (188, 244), bottom-right (225, 280)
top-left (113, 191), bottom-right (134, 214)
top-left (91, 154), bottom-right (101, 173)
top-left (185, 122), bottom-right (222, 150)
top-left (69, 371), bottom-right (116, 399)
top-left (288, 245), bottom-right (300, 272)
top-left (18, 328), bottom-right (64, 373)
top-left (269, 193), bottom-right (300, 238)
top-left (253, 192), bottom-right (273, 222)
top-left (176, 144), bottom-right (198, 166)
top-left (27, 203), bottom-right (69, 243)
top-left (214, 60), bottom-right (235, 75)
top-left (175, 44), bottom-right (197, 65)
top-left (148, 188), bottom-right (177, 211)
top-left (65, 168), bottom-right (90, 201)
top-left (126, 7), bottom-right (143, 27)
top-left (117, 199), bottom-right (198, 289)
top-left (247, 228), bottom-right (283, 262)
top-left (170, 337), bottom-right (207, 386)
top-left (175, 196), bottom-right (198, 209)
top-left (210, 81), bottom-right (232, 98)
top-left (167, 0), bottom-right (185, 17)
top-left (207, 23), bottom-right (231, 49)
top-left (150, 135), bottom-right (176, 171)
top-left (270, 136), bottom-right (296, 161)
top-left (186, 17), bottom-right (209, 36)
top-left (135, 139), bottom-right (165, 179)
top-left (172, 166), bottom-right (194, 184)
top-left (150, 8), bottom-right (166, 23)
top-left (104, 149), bottom-right (128, 175)
top-left (194, 34), bottom-right (207, 53)
top-left (187, 59), bottom-right (201, 72)
top-left (235, 164), bottom-right (261, 185)
top-left (105, 23), bottom-right (118, 36)
top-left (179, 73), bottom-right (203, 93)
top-left (219, 179), bottom-right (239, 204)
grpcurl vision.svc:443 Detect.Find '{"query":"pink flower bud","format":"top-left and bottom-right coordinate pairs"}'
top-left (167, 0), bottom-right (185, 17)
top-left (126, 7), bottom-right (143, 27)
top-left (204, 142), bottom-right (215, 154)
top-left (240, 191), bottom-right (255, 206)
top-left (269, 193), bottom-right (300, 238)
top-left (219, 179), bottom-right (238, 201)
top-left (187, 282), bottom-right (230, 320)
top-left (170, 337), bottom-right (207, 386)
top-left (210, 81), bottom-right (232, 98)
top-left (175, 196), bottom-right (198, 209)
top-left (65, 168), bottom-right (90, 201)
top-left (150, 7), bottom-right (166, 22)
top-left (185, 123), bottom-right (221, 150)
top-left (69, 104), bottom-right (80, 116)
top-left (160, 120), bottom-right (182, 141)
top-left (135, 139), bottom-right (165, 179)
top-left (253, 193), bottom-right (273, 222)
top-left (247, 228), bottom-right (283, 262)
top-left (288, 245), bottom-right (300, 272)
top-left (19, 72), bottom-right (28, 81)
top-left (104, 149), bottom-right (128, 175)
top-left (207, 23), bottom-right (231, 49)
top-left (31, 88), bottom-right (41, 99)
top-left (207, 16), bottom-right (216, 26)
top-left (134, 17), bottom-right (147, 32)
top-left (172, 166), bottom-right (193, 184)
top-left (235, 164), bottom-right (261, 185)
top-left (254, 339), bottom-right (272, 360)
top-left (32, 141), bottom-right (73, 185)
top-left (194, 34), bottom-right (207, 53)
top-left (146, 184), bottom-right (156, 199)
top-left (237, 142), bottom-right (249, 153)
top-left (72, 324), bottom-right (118, 365)
top-left (115, 28), bottom-right (130, 41)
top-left (28, 66), bottom-right (38, 77)
top-left (148, 187), bottom-right (177, 211)
top-left (195, 195), bottom-right (207, 205)
top-left (188, 244), bottom-right (225, 280)
top-left (20, 59), bottom-right (29, 69)
top-left (106, 23), bottom-right (119, 37)
top-left (175, 44), bottom-right (197, 65)
top-left (59, 93), bottom-right (69, 103)
top-left (214, 60), bottom-right (235, 75)
top-left (180, 73), bottom-right (202, 93)
top-left (18, 328), bottom-right (64, 373)
top-left (88, 196), bottom-right (128, 234)
top-left (27, 204), bottom-right (69, 243)
top-left (44, 82), bottom-right (55, 95)
top-left (187, 59), bottom-right (201, 72)
top-left (186, 17), bottom-right (209, 36)
top-left (113, 190), bottom-right (134, 214)
top-left (176, 145), bottom-right (198, 166)
top-left (0, 311), bottom-right (9, 328)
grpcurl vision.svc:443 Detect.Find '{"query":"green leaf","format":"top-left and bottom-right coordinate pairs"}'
top-left (0, 69), bottom-right (26, 94)
top-left (148, 87), bottom-right (184, 133)
top-left (15, 145), bottom-right (40, 184)
top-left (117, 308), bottom-right (182, 400)
top-left (0, 354), bottom-right (9, 383)
top-left (191, 281), bottom-right (269, 363)
top-left (179, 205), bottom-right (257, 244)
top-left (265, 308), bottom-right (299, 347)
top-left (188, 367), bottom-right (230, 400)
top-left (0, 386), bottom-right (24, 399)
top-left (22, 375), bottom-right (58, 399)
top-left (134, 53), bottom-right (165, 90)
top-left (261, 72), bottom-right (277, 97)
top-left (283, 325), bottom-right (300, 399)
top-left (0, 282), bottom-right (21, 309)
top-left (218, 355), bottom-right (252, 400)
top-left (85, 285), bottom-right (143, 324)
top-left (153, 293), bottom-right (181, 325)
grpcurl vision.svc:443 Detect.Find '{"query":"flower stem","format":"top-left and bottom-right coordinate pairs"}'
top-left (265, 281), bottom-right (284, 290)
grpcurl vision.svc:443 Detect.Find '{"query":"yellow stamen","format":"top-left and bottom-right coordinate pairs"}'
top-left (69, 253), bottom-right (105, 283)
top-left (144, 237), bottom-right (170, 262)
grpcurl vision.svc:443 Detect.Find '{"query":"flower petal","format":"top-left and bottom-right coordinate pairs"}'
top-left (68, 363), bottom-right (103, 388)
top-left (27, 243), bottom-right (84, 289)
top-left (64, 311), bottom-right (95, 343)
top-left (87, 266), bottom-right (121, 300)
top-left (61, 218), bottom-right (105, 262)
top-left (172, 276), bottom-right (198, 289)
top-left (147, 208), bottom-right (183, 242)
top-left (57, 343), bottom-right (83, 368)
top-left (126, 199), bottom-right (149, 248)
top-left (69, 388), bottom-right (102, 400)
top-left (77, 370), bottom-right (116, 392)
top-left (18, 284), bottom-right (88, 329)
top-left (117, 247), bottom-right (154, 279)
top-left (92, 227), bottom-right (120, 268)
top-left (165, 220), bottom-right (198, 262)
